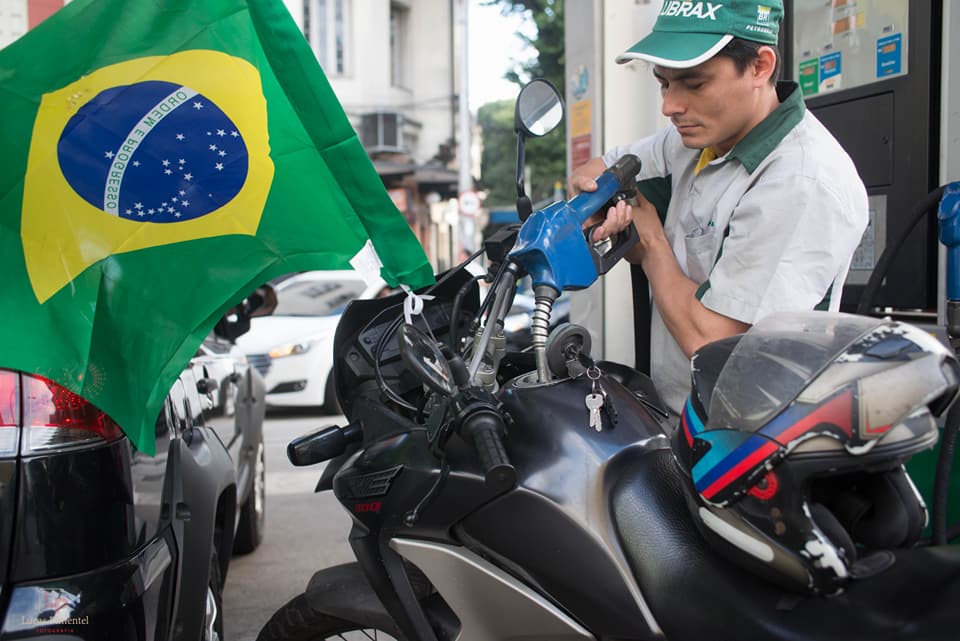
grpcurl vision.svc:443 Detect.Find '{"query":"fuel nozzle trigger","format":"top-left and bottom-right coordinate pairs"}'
top-left (585, 155), bottom-right (641, 276)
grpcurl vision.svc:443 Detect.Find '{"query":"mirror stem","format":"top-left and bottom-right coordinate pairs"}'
top-left (515, 134), bottom-right (532, 221)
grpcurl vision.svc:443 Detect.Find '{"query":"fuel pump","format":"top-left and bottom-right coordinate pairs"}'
top-left (934, 184), bottom-right (960, 544)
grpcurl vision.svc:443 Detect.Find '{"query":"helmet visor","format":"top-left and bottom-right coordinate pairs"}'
top-left (707, 312), bottom-right (882, 432)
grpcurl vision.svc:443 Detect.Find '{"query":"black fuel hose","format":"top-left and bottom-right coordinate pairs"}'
top-left (854, 185), bottom-right (959, 545)
top-left (855, 186), bottom-right (944, 316)
top-left (933, 399), bottom-right (960, 545)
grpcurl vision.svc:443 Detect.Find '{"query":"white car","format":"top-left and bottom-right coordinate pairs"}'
top-left (234, 270), bottom-right (387, 413)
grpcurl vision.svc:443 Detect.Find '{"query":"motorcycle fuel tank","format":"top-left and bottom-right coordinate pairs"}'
top-left (459, 369), bottom-right (670, 638)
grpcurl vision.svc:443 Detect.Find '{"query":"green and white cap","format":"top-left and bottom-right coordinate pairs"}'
top-left (616, 0), bottom-right (783, 68)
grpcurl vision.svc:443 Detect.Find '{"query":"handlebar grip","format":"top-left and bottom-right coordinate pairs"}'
top-left (460, 409), bottom-right (517, 489)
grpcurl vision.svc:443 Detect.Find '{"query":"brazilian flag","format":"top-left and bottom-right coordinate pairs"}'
top-left (0, 0), bottom-right (434, 453)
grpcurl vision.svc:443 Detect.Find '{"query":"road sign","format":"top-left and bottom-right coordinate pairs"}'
top-left (458, 190), bottom-right (481, 216)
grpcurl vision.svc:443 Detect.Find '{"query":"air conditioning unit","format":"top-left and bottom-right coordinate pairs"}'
top-left (360, 111), bottom-right (406, 153)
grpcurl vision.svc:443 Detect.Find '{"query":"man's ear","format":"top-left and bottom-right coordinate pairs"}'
top-left (753, 46), bottom-right (778, 85)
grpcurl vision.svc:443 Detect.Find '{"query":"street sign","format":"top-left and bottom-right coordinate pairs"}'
top-left (458, 190), bottom-right (481, 216)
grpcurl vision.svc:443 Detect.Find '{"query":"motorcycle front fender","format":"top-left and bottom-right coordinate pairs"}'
top-left (303, 562), bottom-right (435, 637)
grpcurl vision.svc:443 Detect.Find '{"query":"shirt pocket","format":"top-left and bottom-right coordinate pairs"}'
top-left (684, 228), bottom-right (718, 284)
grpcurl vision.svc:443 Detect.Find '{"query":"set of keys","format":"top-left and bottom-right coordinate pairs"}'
top-left (584, 366), bottom-right (617, 432)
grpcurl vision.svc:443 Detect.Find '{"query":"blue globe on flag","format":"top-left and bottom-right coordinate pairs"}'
top-left (57, 80), bottom-right (249, 223)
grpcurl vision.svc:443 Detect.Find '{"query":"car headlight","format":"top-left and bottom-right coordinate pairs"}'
top-left (268, 341), bottom-right (312, 358)
top-left (503, 313), bottom-right (530, 335)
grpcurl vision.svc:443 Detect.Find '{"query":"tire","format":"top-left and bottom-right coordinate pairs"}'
top-left (256, 593), bottom-right (402, 641)
top-left (233, 440), bottom-right (266, 554)
top-left (321, 370), bottom-right (342, 416)
top-left (205, 551), bottom-right (225, 641)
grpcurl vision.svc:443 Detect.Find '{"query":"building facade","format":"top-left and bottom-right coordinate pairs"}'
top-left (0, 0), bottom-right (66, 48)
top-left (282, 0), bottom-right (467, 269)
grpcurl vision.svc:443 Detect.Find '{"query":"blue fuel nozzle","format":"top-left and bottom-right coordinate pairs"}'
top-left (938, 182), bottom-right (960, 301)
top-left (509, 155), bottom-right (641, 292)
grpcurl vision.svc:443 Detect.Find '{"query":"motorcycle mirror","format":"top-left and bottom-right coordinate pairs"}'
top-left (515, 78), bottom-right (564, 137)
top-left (514, 79), bottom-right (564, 222)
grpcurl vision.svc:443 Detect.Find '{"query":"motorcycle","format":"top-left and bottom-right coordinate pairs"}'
top-left (257, 80), bottom-right (960, 641)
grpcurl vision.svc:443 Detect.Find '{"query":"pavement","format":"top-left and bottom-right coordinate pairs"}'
top-left (223, 412), bottom-right (355, 641)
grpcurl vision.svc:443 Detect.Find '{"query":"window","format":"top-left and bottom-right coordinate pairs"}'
top-left (390, 3), bottom-right (409, 88)
top-left (360, 111), bottom-right (405, 152)
top-left (304, 0), bottom-right (350, 76)
top-left (273, 278), bottom-right (369, 316)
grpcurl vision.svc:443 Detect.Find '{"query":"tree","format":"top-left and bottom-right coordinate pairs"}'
top-left (477, 99), bottom-right (516, 207)
top-left (478, 0), bottom-right (566, 208)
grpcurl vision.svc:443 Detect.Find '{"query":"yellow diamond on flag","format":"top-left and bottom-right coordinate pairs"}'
top-left (22, 50), bottom-right (274, 303)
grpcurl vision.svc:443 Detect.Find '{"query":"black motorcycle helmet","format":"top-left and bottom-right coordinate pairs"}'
top-left (671, 312), bottom-right (960, 595)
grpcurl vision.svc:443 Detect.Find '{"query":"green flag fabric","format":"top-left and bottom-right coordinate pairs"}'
top-left (0, 0), bottom-right (434, 454)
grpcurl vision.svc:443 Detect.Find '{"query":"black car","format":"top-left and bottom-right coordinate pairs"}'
top-left (193, 335), bottom-right (268, 556)
top-left (0, 343), bottom-right (266, 640)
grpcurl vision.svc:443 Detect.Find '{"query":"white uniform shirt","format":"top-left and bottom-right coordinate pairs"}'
top-left (602, 82), bottom-right (869, 415)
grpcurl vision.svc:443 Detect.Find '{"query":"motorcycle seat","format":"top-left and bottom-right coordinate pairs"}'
top-left (611, 448), bottom-right (960, 640)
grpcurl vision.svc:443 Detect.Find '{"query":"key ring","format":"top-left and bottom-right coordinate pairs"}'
top-left (586, 366), bottom-right (601, 381)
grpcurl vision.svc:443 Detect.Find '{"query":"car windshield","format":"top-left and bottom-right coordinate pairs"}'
top-left (707, 312), bottom-right (881, 432)
top-left (273, 279), bottom-right (369, 317)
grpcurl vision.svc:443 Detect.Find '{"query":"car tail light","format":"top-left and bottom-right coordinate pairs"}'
top-left (0, 369), bottom-right (20, 457)
top-left (21, 374), bottom-right (125, 454)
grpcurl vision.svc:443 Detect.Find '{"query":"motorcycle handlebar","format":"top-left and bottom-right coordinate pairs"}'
top-left (459, 407), bottom-right (517, 490)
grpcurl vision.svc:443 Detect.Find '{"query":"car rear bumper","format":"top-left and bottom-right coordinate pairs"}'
top-left (0, 534), bottom-right (173, 640)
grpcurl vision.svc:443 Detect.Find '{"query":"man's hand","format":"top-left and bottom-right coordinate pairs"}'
top-left (631, 194), bottom-right (666, 250)
top-left (567, 172), bottom-right (599, 197)
top-left (569, 158), bottom-right (637, 243)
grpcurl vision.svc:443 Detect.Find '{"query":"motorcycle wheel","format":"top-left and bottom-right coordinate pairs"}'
top-left (256, 593), bottom-right (402, 641)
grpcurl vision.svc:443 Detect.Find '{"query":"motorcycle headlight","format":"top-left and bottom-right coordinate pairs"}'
top-left (268, 341), bottom-right (312, 358)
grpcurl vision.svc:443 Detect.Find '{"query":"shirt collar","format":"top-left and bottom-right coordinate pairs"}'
top-left (726, 81), bottom-right (805, 174)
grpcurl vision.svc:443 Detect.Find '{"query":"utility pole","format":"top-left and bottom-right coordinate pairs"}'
top-left (457, 0), bottom-right (476, 253)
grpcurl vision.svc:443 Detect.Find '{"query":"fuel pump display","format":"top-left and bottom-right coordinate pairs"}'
top-left (792, 0), bottom-right (909, 97)
top-left (785, 0), bottom-right (939, 313)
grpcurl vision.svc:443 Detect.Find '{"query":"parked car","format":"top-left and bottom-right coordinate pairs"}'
top-left (192, 332), bottom-right (268, 556)
top-left (0, 340), bottom-right (266, 640)
top-left (195, 334), bottom-right (245, 417)
top-left (234, 270), bottom-right (386, 413)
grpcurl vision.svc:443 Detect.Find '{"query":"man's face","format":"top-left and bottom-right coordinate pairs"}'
top-left (654, 54), bottom-right (764, 156)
